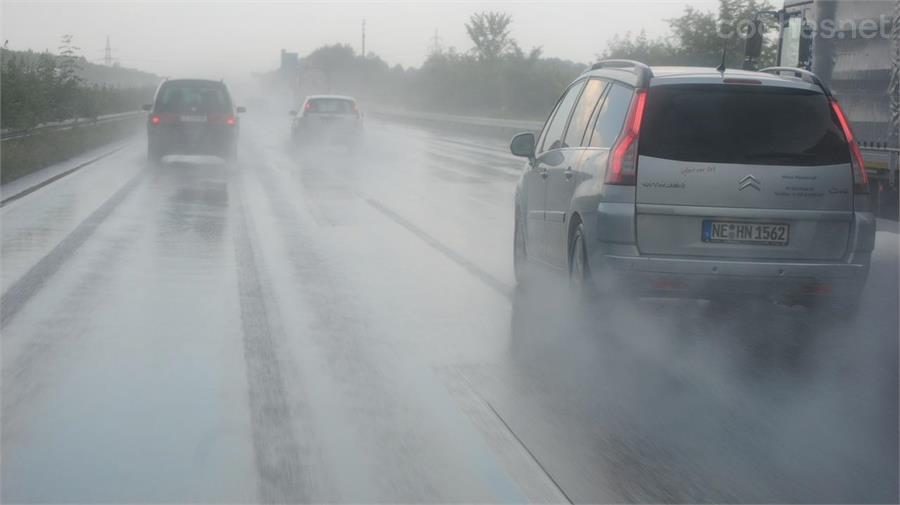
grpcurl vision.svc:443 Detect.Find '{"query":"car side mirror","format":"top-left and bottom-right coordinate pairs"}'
top-left (510, 132), bottom-right (536, 160)
top-left (141, 104), bottom-right (152, 111)
top-left (289, 110), bottom-right (297, 116)
top-left (236, 106), bottom-right (247, 114)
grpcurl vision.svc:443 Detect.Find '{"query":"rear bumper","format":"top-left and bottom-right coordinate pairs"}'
top-left (148, 124), bottom-right (237, 155)
top-left (292, 120), bottom-right (362, 142)
top-left (591, 253), bottom-right (870, 298)
top-left (583, 203), bottom-right (874, 299)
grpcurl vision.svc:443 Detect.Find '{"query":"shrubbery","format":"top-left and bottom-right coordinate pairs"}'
top-left (1, 46), bottom-right (157, 130)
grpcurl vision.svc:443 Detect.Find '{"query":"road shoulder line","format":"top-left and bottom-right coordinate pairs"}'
top-left (0, 143), bottom-right (133, 208)
top-left (0, 166), bottom-right (146, 328)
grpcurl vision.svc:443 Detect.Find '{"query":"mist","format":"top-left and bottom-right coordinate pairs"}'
top-left (2, 0), bottom-right (898, 503)
top-left (1, 0), bottom-right (703, 80)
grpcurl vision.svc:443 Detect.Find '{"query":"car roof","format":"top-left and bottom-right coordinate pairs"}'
top-left (581, 65), bottom-right (823, 93)
top-left (305, 94), bottom-right (356, 101)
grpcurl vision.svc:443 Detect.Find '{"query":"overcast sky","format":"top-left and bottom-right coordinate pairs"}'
top-left (1, 0), bottom-right (718, 80)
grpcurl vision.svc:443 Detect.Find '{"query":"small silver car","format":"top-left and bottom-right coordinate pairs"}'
top-left (290, 94), bottom-right (363, 147)
top-left (511, 61), bottom-right (874, 310)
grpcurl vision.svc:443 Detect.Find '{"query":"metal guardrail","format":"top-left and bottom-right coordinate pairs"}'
top-left (371, 107), bottom-right (544, 132)
top-left (1, 110), bottom-right (144, 142)
top-left (861, 145), bottom-right (900, 154)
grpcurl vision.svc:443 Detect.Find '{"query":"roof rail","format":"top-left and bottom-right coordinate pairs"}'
top-left (759, 67), bottom-right (832, 97)
top-left (590, 59), bottom-right (653, 88)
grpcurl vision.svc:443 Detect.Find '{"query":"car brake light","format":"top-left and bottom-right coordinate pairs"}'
top-left (829, 98), bottom-right (868, 194)
top-left (723, 78), bottom-right (762, 85)
top-left (150, 114), bottom-right (161, 125)
top-left (226, 115), bottom-right (236, 125)
top-left (606, 89), bottom-right (647, 185)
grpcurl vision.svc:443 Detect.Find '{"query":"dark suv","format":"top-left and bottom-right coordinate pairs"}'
top-left (143, 79), bottom-right (245, 162)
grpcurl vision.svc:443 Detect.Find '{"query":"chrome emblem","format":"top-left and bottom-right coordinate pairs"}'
top-left (739, 174), bottom-right (760, 191)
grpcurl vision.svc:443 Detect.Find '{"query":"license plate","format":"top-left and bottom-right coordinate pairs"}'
top-left (702, 221), bottom-right (789, 246)
top-left (180, 115), bottom-right (207, 123)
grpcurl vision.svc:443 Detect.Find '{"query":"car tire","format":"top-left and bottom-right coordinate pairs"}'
top-left (147, 141), bottom-right (162, 164)
top-left (569, 222), bottom-right (594, 299)
top-left (224, 143), bottom-right (237, 162)
top-left (513, 208), bottom-right (528, 286)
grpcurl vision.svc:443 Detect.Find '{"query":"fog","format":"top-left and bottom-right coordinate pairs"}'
top-left (2, 0), bottom-right (898, 503)
top-left (1, 0), bottom-right (704, 79)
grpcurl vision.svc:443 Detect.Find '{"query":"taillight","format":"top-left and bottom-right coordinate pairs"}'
top-left (605, 89), bottom-right (647, 185)
top-left (150, 114), bottom-right (161, 125)
top-left (226, 115), bottom-right (236, 126)
top-left (829, 98), bottom-right (868, 194)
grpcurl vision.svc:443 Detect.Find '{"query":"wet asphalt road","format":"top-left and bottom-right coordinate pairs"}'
top-left (1, 113), bottom-right (897, 503)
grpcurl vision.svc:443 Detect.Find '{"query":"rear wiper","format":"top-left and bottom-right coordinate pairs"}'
top-left (745, 152), bottom-right (811, 160)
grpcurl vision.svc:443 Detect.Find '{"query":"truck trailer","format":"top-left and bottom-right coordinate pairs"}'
top-left (746, 0), bottom-right (899, 217)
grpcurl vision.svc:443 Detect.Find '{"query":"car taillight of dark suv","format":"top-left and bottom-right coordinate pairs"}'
top-left (143, 79), bottom-right (245, 163)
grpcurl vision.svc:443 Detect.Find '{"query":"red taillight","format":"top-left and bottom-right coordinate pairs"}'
top-left (829, 98), bottom-right (868, 194)
top-left (605, 89), bottom-right (647, 185)
top-left (150, 114), bottom-right (161, 125)
top-left (226, 115), bottom-right (236, 126)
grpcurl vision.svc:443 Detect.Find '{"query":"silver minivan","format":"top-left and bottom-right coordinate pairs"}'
top-left (290, 94), bottom-right (363, 146)
top-left (511, 61), bottom-right (874, 310)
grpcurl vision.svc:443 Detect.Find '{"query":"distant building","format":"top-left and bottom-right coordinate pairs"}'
top-left (280, 49), bottom-right (299, 79)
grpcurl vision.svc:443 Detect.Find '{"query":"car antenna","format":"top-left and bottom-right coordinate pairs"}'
top-left (716, 44), bottom-right (727, 73)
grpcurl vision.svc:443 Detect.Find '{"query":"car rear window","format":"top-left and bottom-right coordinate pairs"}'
top-left (156, 82), bottom-right (231, 114)
top-left (639, 84), bottom-right (850, 166)
top-left (307, 98), bottom-right (356, 114)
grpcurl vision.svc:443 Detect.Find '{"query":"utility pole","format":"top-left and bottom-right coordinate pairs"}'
top-left (361, 19), bottom-right (366, 58)
top-left (104, 35), bottom-right (112, 66)
top-left (427, 28), bottom-right (443, 57)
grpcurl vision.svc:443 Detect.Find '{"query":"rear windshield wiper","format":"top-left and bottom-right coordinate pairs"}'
top-left (745, 152), bottom-right (811, 160)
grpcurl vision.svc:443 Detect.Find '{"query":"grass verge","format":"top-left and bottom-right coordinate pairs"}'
top-left (1, 117), bottom-right (143, 185)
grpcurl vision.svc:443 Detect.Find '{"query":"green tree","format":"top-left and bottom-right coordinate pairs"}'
top-left (465, 12), bottom-right (515, 61)
top-left (1, 46), bottom-right (155, 129)
top-left (57, 34), bottom-right (82, 86)
top-left (35, 52), bottom-right (60, 122)
top-left (601, 0), bottom-right (778, 68)
top-left (600, 30), bottom-right (676, 65)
